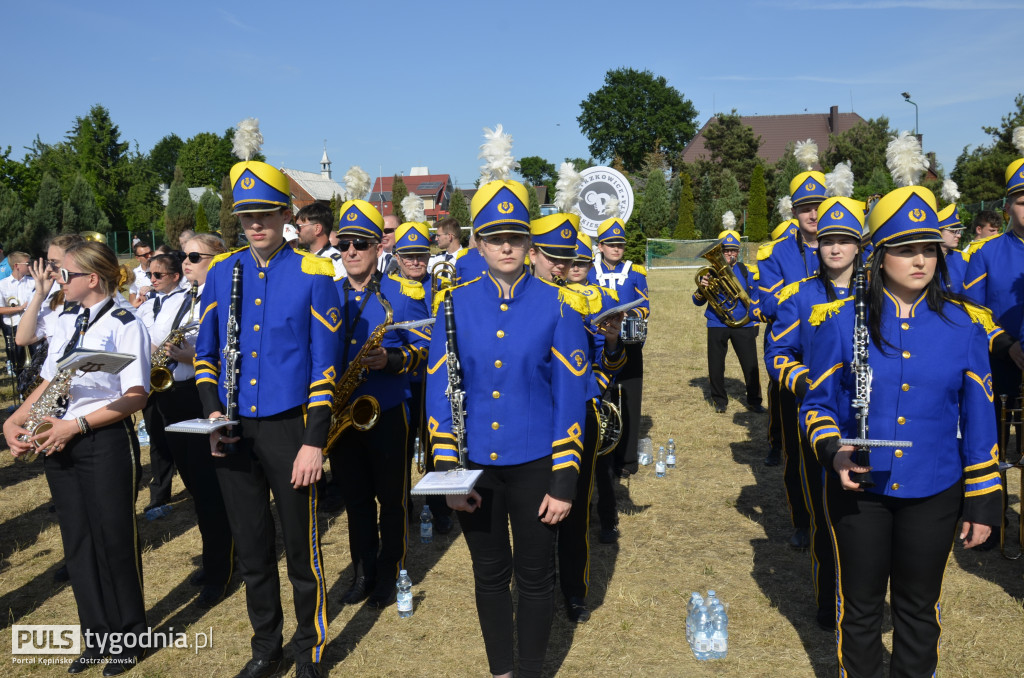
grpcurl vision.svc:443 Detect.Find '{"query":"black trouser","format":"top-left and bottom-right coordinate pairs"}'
top-left (610, 342), bottom-right (643, 475)
top-left (406, 383), bottom-right (451, 522)
top-left (780, 387), bottom-right (809, 529)
top-left (767, 379), bottom-right (783, 453)
top-left (143, 394), bottom-right (176, 508)
top-left (824, 475), bottom-right (961, 678)
top-left (213, 408), bottom-right (328, 665)
top-left (332, 403), bottom-right (409, 587)
top-left (594, 451), bottom-right (618, 531)
top-left (459, 456), bottom-right (558, 678)
top-left (798, 425), bottom-right (834, 617)
top-left (558, 400), bottom-right (600, 600)
top-left (44, 420), bottom-right (146, 661)
top-left (706, 325), bottom-right (761, 408)
top-left (992, 351), bottom-right (1022, 435)
top-left (149, 380), bottom-right (233, 590)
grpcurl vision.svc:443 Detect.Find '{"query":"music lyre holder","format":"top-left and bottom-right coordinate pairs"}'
top-left (838, 436), bottom-right (913, 489)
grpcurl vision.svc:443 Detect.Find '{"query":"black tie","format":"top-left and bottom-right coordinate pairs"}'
top-left (444, 253), bottom-right (452, 262)
top-left (153, 295), bottom-right (163, 318)
top-left (60, 308), bottom-right (90, 360)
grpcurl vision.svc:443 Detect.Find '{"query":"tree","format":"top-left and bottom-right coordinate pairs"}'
top-left (952, 94), bottom-right (1024, 204)
top-left (200, 188), bottom-right (221, 233)
top-left (695, 174), bottom-right (716, 239)
top-left (178, 132), bottom-right (234, 188)
top-left (859, 167), bottom-right (895, 201)
top-left (624, 220), bottom-right (646, 264)
top-left (769, 142), bottom-right (802, 214)
top-left (63, 173), bottom-right (106, 233)
top-left (746, 165), bottom-right (769, 241)
top-left (448, 188), bottom-right (471, 229)
top-left (66, 104), bottom-right (129, 230)
top-left (525, 183), bottom-right (541, 220)
top-left (713, 170), bottom-right (745, 225)
top-left (822, 116), bottom-right (894, 188)
top-left (149, 134), bottom-right (184, 186)
top-left (577, 67), bottom-right (699, 173)
top-left (219, 176), bottom-right (239, 245)
top-left (700, 110), bottom-right (763, 190)
top-left (165, 167), bottom-right (195, 248)
top-left (195, 203), bottom-right (209, 233)
top-left (518, 156), bottom-right (555, 190)
top-left (636, 167), bottom-right (671, 237)
top-left (26, 173), bottom-right (62, 253)
top-left (391, 175), bottom-right (408, 222)
top-left (122, 149), bottom-right (163, 231)
top-left (672, 172), bottom-right (696, 240)
top-left (564, 157), bottom-right (592, 172)
top-left (0, 185), bottom-right (25, 254)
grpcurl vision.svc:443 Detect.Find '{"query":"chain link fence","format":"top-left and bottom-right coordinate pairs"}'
top-left (646, 237), bottom-right (753, 270)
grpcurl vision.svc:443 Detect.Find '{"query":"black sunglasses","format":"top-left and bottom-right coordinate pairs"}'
top-left (59, 268), bottom-right (90, 284)
top-left (149, 271), bottom-right (175, 280)
top-left (186, 251), bottom-right (216, 263)
top-left (337, 239), bottom-right (372, 252)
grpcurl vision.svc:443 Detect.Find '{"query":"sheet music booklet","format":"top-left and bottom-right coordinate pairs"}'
top-left (166, 418), bottom-right (240, 434)
top-left (411, 468), bottom-right (483, 496)
top-left (593, 298), bottom-right (645, 325)
top-left (58, 349), bottom-right (136, 374)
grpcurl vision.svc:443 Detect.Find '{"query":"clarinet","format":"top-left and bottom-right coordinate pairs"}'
top-left (221, 260), bottom-right (242, 455)
top-left (442, 289), bottom-right (469, 469)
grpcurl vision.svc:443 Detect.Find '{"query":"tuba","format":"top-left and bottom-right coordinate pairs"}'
top-left (325, 285), bottom-right (393, 451)
top-left (598, 384), bottom-right (623, 456)
top-left (693, 242), bottom-right (752, 328)
top-left (150, 282), bottom-right (200, 392)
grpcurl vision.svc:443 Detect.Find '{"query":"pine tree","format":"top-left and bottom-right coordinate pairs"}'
top-left (746, 164), bottom-right (769, 241)
top-left (695, 174), bottom-right (716, 239)
top-left (63, 173), bottom-right (104, 233)
top-left (637, 168), bottom-right (671, 237)
top-left (195, 204), bottom-right (209, 233)
top-left (0, 185), bottom-right (24, 253)
top-left (219, 175), bottom-right (239, 246)
top-left (26, 173), bottom-right (62, 253)
top-left (713, 171), bottom-right (745, 227)
top-left (624, 219), bottom-right (646, 264)
top-left (391, 175), bottom-right (408, 222)
top-left (200, 188), bottom-right (221, 233)
top-left (448, 188), bottom-right (471, 228)
top-left (672, 172), bottom-right (696, 239)
top-left (165, 167), bottom-right (195, 248)
top-left (525, 183), bottom-right (541, 220)
top-left (329, 194), bottom-right (339, 222)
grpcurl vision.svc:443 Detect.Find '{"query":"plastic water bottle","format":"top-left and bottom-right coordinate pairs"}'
top-left (686, 592), bottom-right (703, 646)
top-left (396, 569), bottom-right (413, 618)
top-left (691, 605), bottom-right (712, 660)
top-left (413, 434), bottom-right (422, 469)
top-left (666, 438), bottom-right (676, 469)
top-left (419, 505), bottom-right (433, 544)
top-left (638, 437), bottom-right (653, 465)
top-left (706, 590), bottom-right (719, 609)
top-left (136, 419), bottom-right (149, 446)
top-left (655, 446), bottom-right (666, 478)
top-left (710, 605), bottom-right (728, 659)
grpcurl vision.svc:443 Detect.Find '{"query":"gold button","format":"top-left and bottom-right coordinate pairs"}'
top-left (895, 449), bottom-right (903, 458)
top-left (351, 339), bottom-right (357, 345)
top-left (355, 296), bottom-right (361, 302)
top-left (491, 421), bottom-right (499, 430)
top-left (500, 303), bottom-right (508, 311)
top-left (259, 272), bottom-right (265, 279)
top-left (496, 330), bottom-right (505, 338)
top-left (897, 416), bottom-right (906, 425)
top-left (254, 324), bottom-right (260, 331)
top-left (901, 322), bottom-right (909, 330)
top-left (902, 383), bottom-right (910, 392)
top-left (255, 298), bottom-right (262, 306)
top-left (250, 378), bottom-right (256, 386)
top-left (494, 360), bottom-right (502, 368)
top-left (902, 351), bottom-right (910, 359)
top-left (250, 405), bottom-right (256, 413)
top-left (492, 391), bottom-right (500, 399)
top-left (891, 483), bottom-right (899, 491)
top-left (489, 452), bottom-right (498, 461)
top-left (251, 351), bottom-right (257, 358)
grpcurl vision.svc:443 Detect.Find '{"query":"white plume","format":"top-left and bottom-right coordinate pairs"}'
top-left (794, 139), bottom-right (818, 171)
top-left (941, 178), bottom-right (960, 204)
top-left (478, 124), bottom-right (518, 183)
top-left (402, 194), bottom-right (426, 224)
top-left (1013, 126), bottom-right (1024, 156)
top-left (603, 197), bottom-right (620, 219)
top-left (553, 162), bottom-right (583, 213)
top-left (232, 117), bottom-right (263, 161)
top-left (343, 166), bottom-right (371, 201)
top-left (825, 160), bottom-right (854, 198)
top-left (722, 211), bottom-right (736, 229)
top-left (776, 195), bottom-right (793, 221)
top-left (885, 131), bottom-right (930, 188)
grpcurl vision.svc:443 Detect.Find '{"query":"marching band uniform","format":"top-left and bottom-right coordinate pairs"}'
top-left (588, 218), bottom-right (649, 476)
top-left (194, 159), bottom-right (339, 675)
top-left (692, 229), bottom-right (763, 413)
top-left (330, 200), bottom-right (430, 607)
top-left (454, 244), bottom-right (486, 282)
top-left (760, 220), bottom-right (797, 466)
top-left (801, 184), bottom-right (1002, 677)
top-left (757, 171), bottom-right (827, 548)
top-left (427, 178), bottom-right (590, 677)
top-left (938, 203), bottom-right (967, 293)
top-left (763, 197), bottom-right (862, 629)
top-left (0, 266), bottom-right (34, 371)
top-left (314, 242), bottom-right (345, 280)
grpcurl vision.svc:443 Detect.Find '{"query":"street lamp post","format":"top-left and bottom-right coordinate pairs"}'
top-left (901, 92), bottom-right (919, 136)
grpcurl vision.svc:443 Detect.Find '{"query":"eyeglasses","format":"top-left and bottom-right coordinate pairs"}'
top-left (482, 235), bottom-right (529, 249)
top-left (383, 229), bottom-right (396, 235)
top-left (186, 251), bottom-right (216, 264)
top-left (59, 268), bottom-right (90, 284)
top-left (136, 251), bottom-right (153, 260)
top-left (149, 271), bottom-right (174, 280)
top-left (337, 239), bottom-right (373, 252)
top-left (46, 259), bottom-right (61, 270)
top-left (570, 260), bottom-right (590, 268)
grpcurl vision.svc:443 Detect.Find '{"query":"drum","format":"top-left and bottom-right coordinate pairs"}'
top-left (620, 315), bottom-right (647, 344)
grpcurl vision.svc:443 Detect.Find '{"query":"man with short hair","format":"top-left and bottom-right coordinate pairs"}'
top-left (428, 217), bottom-right (463, 272)
top-left (0, 252), bottom-right (33, 372)
top-left (971, 210), bottom-right (1002, 242)
top-left (377, 214), bottom-right (399, 274)
top-left (129, 241), bottom-right (154, 307)
top-left (179, 229), bottom-right (196, 246)
top-left (295, 203), bottom-right (344, 279)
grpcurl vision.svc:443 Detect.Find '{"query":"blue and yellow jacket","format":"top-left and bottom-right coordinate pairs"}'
top-left (756, 232), bottom-right (819, 324)
top-left (568, 282), bottom-right (627, 398)
top-left (195, 243), bottom-right (341, 448)
top-left (426, 271), bottom-right (590, 500)
top-left (944, 248), bottom-right (967, 294)
top-left (587, 259), bottom-right (650, 320)
top-left (764, 275), bottom-right (849, 397)
top-left (692, 261), bottom-right (762, 329)
top-left (335, 272), bottom-right (430, 415)
top-left (800, 291), bottom-right (1002, 525)
top-left (963, 230), bottom-right (1024, 342)
top-left (455, 247), bottom-right (486, 283)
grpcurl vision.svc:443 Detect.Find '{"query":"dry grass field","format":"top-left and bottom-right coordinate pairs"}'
top-left (1, 268), bottom-right (1023, 677)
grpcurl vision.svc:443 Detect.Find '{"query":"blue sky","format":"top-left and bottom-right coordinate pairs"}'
top-left (3, 0), bottom-right (1022, 190)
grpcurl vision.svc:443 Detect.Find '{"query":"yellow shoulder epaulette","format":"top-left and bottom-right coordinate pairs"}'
top-left (747, 261), bottom-right (760, 279)
top-left (633, 264), bottom-right (647, 276)
top-left (777, 275), bottom-right (817, 304)
top-left (601, 286), bottom-right (620, 303)
top-left (808, 297), bottom-right (853, 326)
top-left (209, 245), bottom-right (249, 269)
top-left (566, 282), bottom-right (604, 315)
top-left (389, 273), bottom-right (425, 300)
top-left (963, 233), bottom-right (998, 261)
top-left (454, 247), bottom-right (469, 261)
top-left (537, 277), bottom-right (589, 315)
top-left (953, 300), bottom-right (999, 334)
top-left (432, 276), bottom-right (480, 316)
top-left (757, 238), bottom-right (780, 261)
top-left (300, 252), bottom-right (336, 276)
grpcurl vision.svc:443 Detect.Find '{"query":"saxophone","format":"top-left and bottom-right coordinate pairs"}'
top-left (150, 282), bottom-right (200, 392)
top-left (324, 285), bottom-right (393, 451)
top-left (16, 366), bottom-right (76, 462)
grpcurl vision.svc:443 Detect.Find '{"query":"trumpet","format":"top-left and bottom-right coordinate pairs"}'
top-left (150, 282), bottom-right (200, 392)
top-left (693, 242), bottom-right (751, 328)
top-left (998, 381), bottom-right (1024, 560)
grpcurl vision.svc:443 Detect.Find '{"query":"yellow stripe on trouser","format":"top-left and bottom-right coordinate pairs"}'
top-left (583, 399), bottom-right (599, 595)
top-left (306, 483), bottom-right (328, 662)
top-left (823, 479), bottom-right (846, 677)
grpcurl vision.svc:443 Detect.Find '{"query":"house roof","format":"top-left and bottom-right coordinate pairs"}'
top-left (280, 167), bottom-right (347, 202)
top-left (681, 107), bottom-right (867, 168)
top-left (159, 186), bottom-right (214, 207)
top-left (369, 174), bottom-right (453, 218)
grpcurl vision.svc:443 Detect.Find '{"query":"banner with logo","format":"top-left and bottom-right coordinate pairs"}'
top-left (575, 167), bottom-right (634, 237)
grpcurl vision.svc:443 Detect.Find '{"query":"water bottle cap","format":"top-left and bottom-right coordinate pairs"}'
top-left (707, 590), bottom-right (716, 596)
top-left (399, 569), bottom-right (407, 576)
